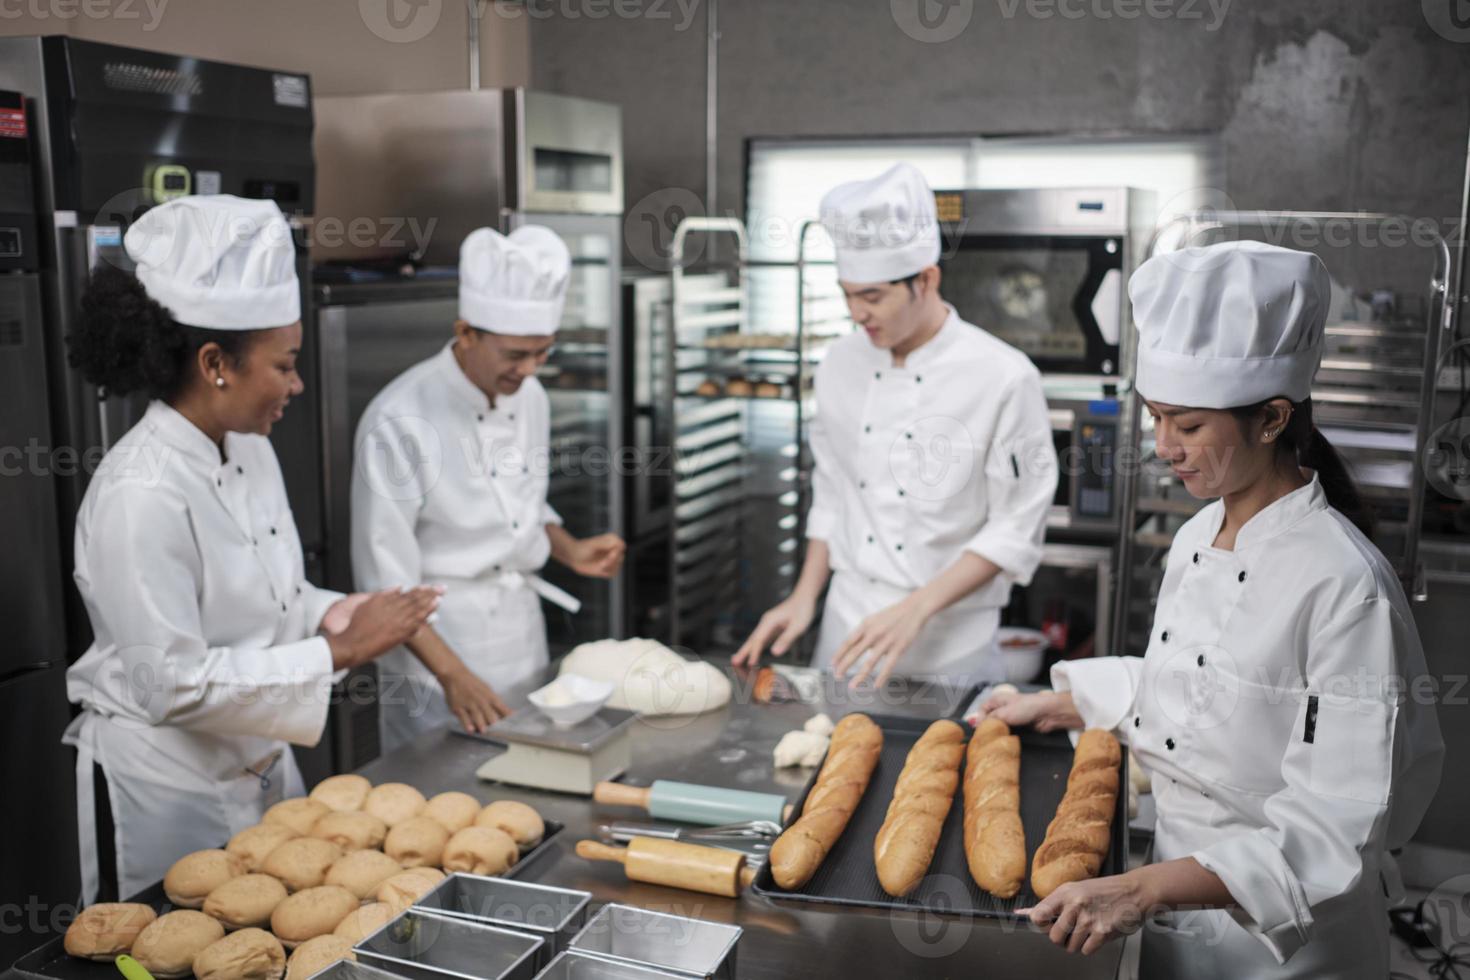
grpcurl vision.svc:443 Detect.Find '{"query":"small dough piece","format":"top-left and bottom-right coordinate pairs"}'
top-left (264, 799), bottom-right (332, 838)
top-left (375, 869), bottom-right (445, 910)
top-left (362, 784), bottom-right (426, 828)
top-left (130, 910), bottom-right (225, 979)
top-left (202, 874), bottom-right (288, 931)
top-left (64, 903), bottom-right (157, 960)
top-left (311, 811), bottom-right (387, 852)
top-left (285, 936), bottom-right (355, 980)
top-left (227, 825), bottom-right (300, 874)
top-left (192, 928), bottom-right (285, 980)
top-left (332, 902), bottom-right (397, 944)
top-left (474, 801), bottom-right (544, 849)
top-left (384, 816), bottom-right (450, 868)
top-left (261, 839), bottom-right (343, 893)
top-left (308, 775), bottom-right (372, 813)
top-left (803, 713), bottom-right (835, 737)
top-left (164, 850), bottom-right (245, 909)
top-left (423, 792), bottom-right (481, 835)
top-left (442, 827), bottom-right (518, 877)
top-left (269, 886), bottom-right (359, 949)
top-left (773, 730), bottom-right (829, 768)
top-left (325, 850), bottom-right (402, 901)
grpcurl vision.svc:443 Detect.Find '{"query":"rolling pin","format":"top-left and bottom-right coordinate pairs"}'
top-left (576, 838), bottom-right (759, 897)
top-left (594, 780), bottom-right (793, 826)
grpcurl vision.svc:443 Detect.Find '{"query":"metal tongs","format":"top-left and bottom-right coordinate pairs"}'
top-left (598, 819), bottom-right (783, 853)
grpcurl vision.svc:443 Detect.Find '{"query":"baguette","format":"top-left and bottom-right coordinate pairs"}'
top-left (768, 713), bottom-right (883, 889)
top-left (1030, 729), bottom-right (1122, 898)
top-left (962, 718), bottom-right (1026, 899)
top-left (873, 720), bottom-right (965, 897)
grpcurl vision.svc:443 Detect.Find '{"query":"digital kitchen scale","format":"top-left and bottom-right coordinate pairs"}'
top-left (469, 708), bottom-right (637, 794)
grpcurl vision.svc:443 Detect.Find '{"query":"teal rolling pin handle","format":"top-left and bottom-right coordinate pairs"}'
top-left (593, 780), bottom-right (793, 826)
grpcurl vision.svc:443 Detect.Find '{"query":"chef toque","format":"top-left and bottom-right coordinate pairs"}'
top-left (819, 163), bottom-right (941, 285)
top-left (459, 226), bottom-right (570, 335)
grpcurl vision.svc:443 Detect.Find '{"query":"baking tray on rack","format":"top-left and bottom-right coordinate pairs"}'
top-left (749, 712), bottom-right (1128, 919)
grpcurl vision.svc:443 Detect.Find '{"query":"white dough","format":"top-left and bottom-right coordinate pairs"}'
top-left (773, 730), bottom-right (829, 768)
top-left (558, 638), bottom-right (732, 717)
top-left (802, 713), bottom-right (835, 737)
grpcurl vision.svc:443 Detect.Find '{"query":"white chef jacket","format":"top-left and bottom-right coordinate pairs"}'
top-left (807, 306), bottom-right (1057, 679)
top-left (1053, 473), bottom-right (1443, 977)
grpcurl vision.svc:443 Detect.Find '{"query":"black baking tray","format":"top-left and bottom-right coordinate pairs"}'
top-left (11, 821), bottom-right (564, 980)
top-left (750, 713), bottom-right (1128, 919)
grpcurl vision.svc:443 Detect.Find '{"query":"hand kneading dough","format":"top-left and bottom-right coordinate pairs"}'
top-left (227, 825), bottom-right (300, 874)
top-left (261, 839), bottom-right (343, 893)
top-left (164, 850), bottom-right (245, 909)
top-left (474, 801), bottom-right (543, 849)
top-left (332, 903), bottom-right (397, 944)
top-left (202, 875), bottom-right (288, 931)
top-left (129, 910), bottom-right (225, 979)
top-left (264, 799), bottom-right (332, 838)
top-left (363, 784), bottom-right (426, 827)
top-left (376, 869), bottom-right (444, 909)
top-left (384, 816), bottom-right (449, 868)
top-left (269, 886), bottom-right (359, 949)
top-left (773, 729), bottom-right (829, 768)
top-left (442, 827), bottom-right (518, 876)
top-left (192, 928), bottom-right (286, 980)
top-left (423, 791), bottom-right (482, 834)
top-left (325, 849), bottom-right (403, 900)
top-left (308, 775), bottom-right (372, 813)
top-left (559, 639), bottom-right (731, 717)
top-left (285, 935), bottom-right (355, 980)
top-left (310, 811), bottom-right (387, 852)
top-left (64, 903), bottom-right (157, 960)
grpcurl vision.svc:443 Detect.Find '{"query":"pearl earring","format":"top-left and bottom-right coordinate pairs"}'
top-left (215, 377), bottom-right (225, 388)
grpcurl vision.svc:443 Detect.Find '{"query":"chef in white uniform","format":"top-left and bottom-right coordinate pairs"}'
top-left (353, 226), bottom-right (626, 753)
top-left (63, 196), bottom-right (442, 903)
top-left (981, 242), bottom-right (1444, 978)
top-left (734, 163), bottom-right (1057, 688)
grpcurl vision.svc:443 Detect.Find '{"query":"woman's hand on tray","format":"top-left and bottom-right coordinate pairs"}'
top-left (972, 689), bottom-right (1083, 732)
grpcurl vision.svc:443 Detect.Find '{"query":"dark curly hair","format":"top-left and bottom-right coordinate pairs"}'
top-left (67, 264), bottom-right (262, 402)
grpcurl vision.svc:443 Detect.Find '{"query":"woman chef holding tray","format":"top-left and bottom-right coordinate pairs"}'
top-left (62, 196), bottom-right (449, 903)
top-left (981, 240), bottom-right (1444, 978)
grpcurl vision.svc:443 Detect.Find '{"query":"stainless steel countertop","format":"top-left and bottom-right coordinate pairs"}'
top-left (356, 661), bottom-right (1126, 980)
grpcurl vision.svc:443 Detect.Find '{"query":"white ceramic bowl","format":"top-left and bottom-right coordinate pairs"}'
top-left (995, 627), bottom-right (1051, 684)
top-left (528, 673), bottom-right (615, 728)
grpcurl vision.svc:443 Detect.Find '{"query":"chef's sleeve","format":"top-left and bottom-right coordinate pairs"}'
top-left (1190, 595), bottom-right (1444, 965)
top-left (1050, 656), bottom-right (1145, 739)
top-left (542, 500), bottom-right (564, 527)
top-left (963, 371), bottom-right (1058, 584)
top-left (83, 485), bottom-right (335, 747)
top-left (298, 582), bottom-right (347, 638)
top-left (350, 411), bottom-right (430, 592)
top-left (805, 390), bottom-right (839, 543)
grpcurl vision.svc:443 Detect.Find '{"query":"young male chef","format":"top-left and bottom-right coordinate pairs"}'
top-left (734, 164), bottom-right (1058, 688)
top-left (353, 226), bottom-right (626, 752)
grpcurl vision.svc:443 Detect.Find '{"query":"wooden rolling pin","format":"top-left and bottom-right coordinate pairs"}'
top-left (576, 838), bottom-right (760, 897)
top-left (594, 780), bottom-right (793, 826)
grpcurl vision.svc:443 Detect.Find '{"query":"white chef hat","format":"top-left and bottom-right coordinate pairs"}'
top-left (1130, 241), bottom-right (1330, 409)
top-left (459, 226), bottom-right (570, 335)
top-left (124, 195), bottom-right (299, 330)
top-left (819, 163), bottom-right (941, 285)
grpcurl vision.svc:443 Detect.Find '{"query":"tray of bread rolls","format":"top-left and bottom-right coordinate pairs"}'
top-left (750, 713), bottom-right (1127, 919)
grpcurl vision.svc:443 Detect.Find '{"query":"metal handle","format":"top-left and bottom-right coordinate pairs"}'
top-left (603, 822), bottom-right (681, 843)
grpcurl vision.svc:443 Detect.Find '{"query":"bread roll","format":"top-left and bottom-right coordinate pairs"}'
top-left (284, 936), bottom-right (355, 980)
top-left (332, 902), bottom-right (396, 944)
top-left (261, 839), bottom-right (343, 893)
top-left (694, 379), bottom-right (722, 397)
top-left (375, 869), bottom-right (444, 910)
top-left (769, 713), bottom-right (882, 889)
top-left (442, 827), bottom-right (518, 877)
top-left (962, 718), bottom-right (1026, 899)
top-left (64, 903), bottom-right (157, 960)
top-left (202, 875), bottom-right (288, 932)
top-left (308, 775), bottom-right (372, 813)
top-left (724, 378), bottom-right (753, 397)
top-left (130, 910), bottom-right (225, 979)
top-left (363, 783), bottom-right (426, 828)
top-left (263, 799), bottom-right (332, 838)
top-left (873, 719), bottom-right (965, 897)
top-left (1030, 729), bottom-right (1121, 899)
top-left (384, 816), bottom-right (449, 868)
top-left (423, 792), bottom-right (481, 835)
top-left (192, 928), bottom-right (285, 980)
top-left (164, 851), bottom-right (245, 909)
top-left (474, 800), bottom-right (543, 849)
top-left (325, 849), bottom-right (403, 901)
top-left (269, 886), bottom-right (359, 949)
top-left (227, 825), bottom-right (300, 874)
top-left (310, 811), bottom-right (387, 852)
top-left (754, 382), bottom-right (782, 398)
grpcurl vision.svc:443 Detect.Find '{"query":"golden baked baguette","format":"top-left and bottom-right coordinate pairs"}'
top-left (963, 718), bottom-right (1026, 899)
top-left (1030, 728), bottom-right (1122, 898)
top-left (873, 719), bottom-right (965, 897)
top-left (768, 713), bottom-right (882, 890)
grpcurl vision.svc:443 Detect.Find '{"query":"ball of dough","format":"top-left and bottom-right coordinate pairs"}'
top-left (375, 869), bottom-right (445, 910)
top-left (324, 849), bottom-right (402, 901)
top-left (803, 713), bottom-right (835, 737)
top-left (285, 935), bottom-right (355, 980)
top-left (192, 928), bottom-right (285, 980)
top-left (474, 801), bottom-right (544, 849)
top-left (227, 825), bottom-right (300, 874)
top-left (261, 838), bottom-right (343, 893)
top-left (308, 775), bottom-right (372, 813)
top-left (362, 784), bottom-right (426, 828)
top-left (263, 798), bottom-right (332, 838)
top-left (269, 886), bottom-right (359, 949)
top-left (442, 827), bottom-right (518, 877)
top-left (202, 874), bottom-right (288, 932)
top-left (129, 910), bottom-right (225, 979)
top-left (423, 792), bottom-right (481, 835)
top-left (163, 850), bottom-right (244, 909)
top-left (773, 729), bottom-right (828, 768)
top-left (384, 816), bottom-right (449, 868)
top-left (332, 902), bottom-right (397, 944)
top-left (64, 903), bottom-right (157, 960)
top-left (310, 811), bottom-right (387, 852)
top-left (560, 639), bottom-right (732, 717)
